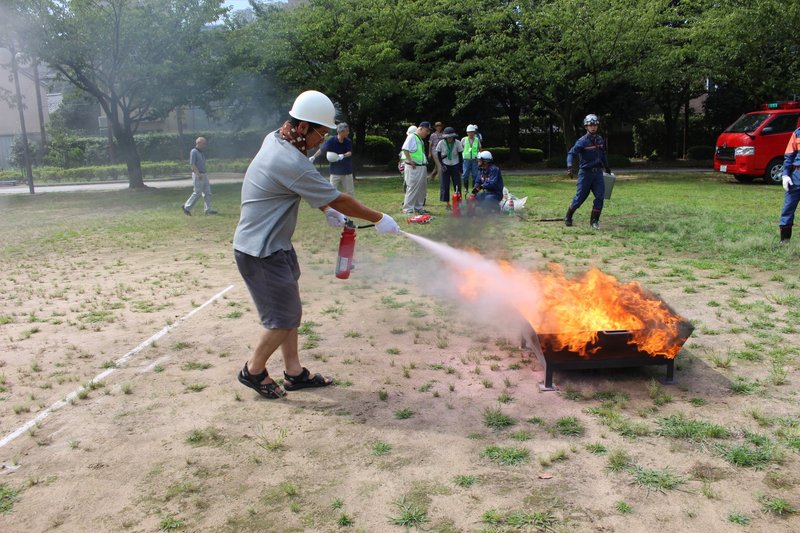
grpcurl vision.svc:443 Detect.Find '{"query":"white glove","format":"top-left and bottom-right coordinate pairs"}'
top-left (375, 213), bottom-right (400, 235)
top-left (338, 154), bottom-right (345, 161)
top-left (324, 207), bottom-right (347, 228)
top-left (309, 155), bottom-right (315, 163)
top-left (782, 175), bottom-right (792, 192)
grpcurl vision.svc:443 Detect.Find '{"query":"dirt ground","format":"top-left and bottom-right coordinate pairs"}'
top-left (1, 220), bottom-right (799, 532)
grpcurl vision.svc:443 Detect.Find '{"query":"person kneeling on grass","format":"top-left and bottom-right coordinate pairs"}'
top-left (471, 151), bottom-right (504, 213)
top-left (233, 90), bottom-right (401, 399)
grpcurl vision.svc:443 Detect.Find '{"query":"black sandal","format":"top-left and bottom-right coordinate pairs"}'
top-left (283, 367), bottom-right (333, 391)
top-left (237, 363), bottom-right (286, 399)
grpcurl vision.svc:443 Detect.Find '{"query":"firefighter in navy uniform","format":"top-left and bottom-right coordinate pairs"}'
top-left (472, 151), bottom-right (504, 212)
top-left (565, 114), bottom-right (611, 229)
top-left (779, 127), bottom-right (800, 244)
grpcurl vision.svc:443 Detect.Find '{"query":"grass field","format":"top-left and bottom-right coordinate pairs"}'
top-left (0, 171), bottom-right (799, 532)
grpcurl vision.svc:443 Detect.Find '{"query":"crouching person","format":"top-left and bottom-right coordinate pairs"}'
top-left (472, 151), bottom-right (504, 213)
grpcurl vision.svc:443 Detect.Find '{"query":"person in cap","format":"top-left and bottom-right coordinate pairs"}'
top-left (182, 137), bottom-right (217, 215)
top-left (434, 126), bottom-right (463, 210)
top-left (309, 122), bottom-right (355, 196)
top-left (472, 150), bottom-right (504, 212)
top-left (565, 114), bottom-right (611, 229)
top-left (233, 90), bottom-right (400, 399)
top-left (427, 122), bottom-right (445, 182)
top-left (402, 121), bottom-right (432, 214)
top-left (461, 124), bottom-right (482, 192)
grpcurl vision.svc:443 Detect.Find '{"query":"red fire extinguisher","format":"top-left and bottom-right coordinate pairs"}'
top-left (335, 219), bottom-right (375, 279)
top-left (452, 191), bottom-right (462, 217)
top-left (335, 220), bottom-right (357, 279)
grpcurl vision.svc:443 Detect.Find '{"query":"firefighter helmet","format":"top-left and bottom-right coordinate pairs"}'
top-left (583, 114), bottom-right (600, 126)
top-left (477, 150), bottom-right (493, 161)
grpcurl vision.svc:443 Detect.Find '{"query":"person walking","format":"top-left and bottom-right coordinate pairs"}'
top-left (779, 126), bottom-right (800, 243)
top-left (472, 150), bottom-right (503, 212)
top-left (434, 126), bottom-right (463, 210)
top-left (461, 125), bottom-right (481, 191)
top-left (564, 114), bottom-right (611, 229)
top-left (402, 121), bottom-right (432, 214)
top-left (233, 90), bottom-right (400, 399)
top-left (427, 122), bottom-right (445, 182)
top-left (309, 122), bottom-right (354, 196)
top-left (183, 137), bottom-right (217, 215)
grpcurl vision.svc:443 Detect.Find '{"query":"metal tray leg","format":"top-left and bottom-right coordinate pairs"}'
top-left (659, 359), bottom-right (675, 385)
top-left (538, 365), bottom-right (558, 392)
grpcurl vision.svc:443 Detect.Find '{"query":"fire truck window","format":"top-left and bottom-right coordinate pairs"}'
top-left (763, 114), bottom-right (800, 134)
top-left (725, 113), bottom-right (769, 133)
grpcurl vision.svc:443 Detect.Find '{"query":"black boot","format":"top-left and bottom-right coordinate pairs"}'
top-left (564, 206), bottom-right (576, 227)
top-left (590, 209), bottom-right (601, 229)
top-left (780, 225), bottom-right (792, 244)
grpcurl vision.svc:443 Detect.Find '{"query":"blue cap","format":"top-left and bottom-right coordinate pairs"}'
top-left (418, 121), bottom-right (431, 129)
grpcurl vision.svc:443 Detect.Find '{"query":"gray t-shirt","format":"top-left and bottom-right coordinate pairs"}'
top-left (190, 147), bottom-right (206, 174)
top-left (233, 131), bottom-right (341, 258)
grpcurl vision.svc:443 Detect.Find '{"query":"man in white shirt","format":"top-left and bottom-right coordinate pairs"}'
top-left (401, 121), bottom-right (431, 214)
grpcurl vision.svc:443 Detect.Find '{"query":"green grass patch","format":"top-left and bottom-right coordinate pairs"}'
top-left (656, 414), bottom-right (730, 441)
top-left (481, 445), bottom-right (530, 466)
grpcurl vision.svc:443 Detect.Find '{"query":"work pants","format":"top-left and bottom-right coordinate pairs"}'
top-left (569, 167), bottom-right (605, 212)
top-left (403, 164), bottom-right (427, 213)
top-left (330, 173), bottom-right (355, 197)
top-left (439, 164), bottom-right (462, 202)
top-left (779, 171), bottom-right (800, 226)
top-left (185, 173), bottom-right (213, 213)
top-left (462, 159), bottom-right (479, 190)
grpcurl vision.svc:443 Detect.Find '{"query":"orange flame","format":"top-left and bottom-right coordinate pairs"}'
top-left (456, 261), bottom-right (685, 359)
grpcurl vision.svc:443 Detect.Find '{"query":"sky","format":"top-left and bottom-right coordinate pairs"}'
top-left (224, 0), bottom-right (253, 11)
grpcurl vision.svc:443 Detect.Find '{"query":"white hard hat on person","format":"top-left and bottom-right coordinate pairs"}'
top-left (466, 124), bottom-right (477, 133)
top-left (583, 114), bottom-right (600, 126)
top-left (406, 125), bottom-right (417, 135)
top-left (477, 150), bottom-right (493, 161)
top-left (289, 90), bottom-right (337, 129)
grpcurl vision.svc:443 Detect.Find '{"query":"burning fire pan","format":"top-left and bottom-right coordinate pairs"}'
top-left (521, 320), bottom-right (694, 392)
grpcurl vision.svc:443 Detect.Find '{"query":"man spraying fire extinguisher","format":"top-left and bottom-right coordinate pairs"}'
top-left (565, 114), bottom-right (611, 229)
top-left (233, 90), bottom-right (401, 400)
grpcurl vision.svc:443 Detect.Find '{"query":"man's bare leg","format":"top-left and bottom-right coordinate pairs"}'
top-left (248, 328), bottom-right (291, 386)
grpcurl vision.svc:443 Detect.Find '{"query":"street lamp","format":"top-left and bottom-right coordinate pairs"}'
top-left (10, 44), bottom-right (35, 194)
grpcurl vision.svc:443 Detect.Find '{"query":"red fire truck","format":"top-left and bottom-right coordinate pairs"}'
top-left (714, 101), bottom-right (800, 184)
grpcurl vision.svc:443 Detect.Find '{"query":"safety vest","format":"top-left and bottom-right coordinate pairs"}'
top-left (462, 136), bottom-right (480, 159)
top-left (408, 134), bottom-right (426, 164)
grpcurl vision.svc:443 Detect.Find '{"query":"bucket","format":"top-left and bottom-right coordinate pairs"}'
top-left (603, 172), bottom-right (616, 200)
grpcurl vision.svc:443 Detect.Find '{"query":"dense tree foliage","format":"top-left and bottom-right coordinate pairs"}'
top-left (16, 0), bottom-right (228, 188)
top-left (10, 0), bottom-right (800, 171)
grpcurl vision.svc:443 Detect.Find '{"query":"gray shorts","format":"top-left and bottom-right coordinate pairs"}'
top-left (235, 249), bottom-right (302, 329)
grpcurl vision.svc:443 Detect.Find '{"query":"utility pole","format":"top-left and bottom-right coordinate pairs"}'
top-left (10, 43), bottom-right (35, 194)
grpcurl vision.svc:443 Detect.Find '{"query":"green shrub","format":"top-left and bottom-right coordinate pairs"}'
top-left (361, 135), bottom-right (394, 165)
top-left (547, 152), bottom-right (629, 169)
top-left (687, 145), bottom-right (715, 160)
top-left (607, 153), bottom-right (631, 168)
top-left (482, 147), bottom-right (545, 164)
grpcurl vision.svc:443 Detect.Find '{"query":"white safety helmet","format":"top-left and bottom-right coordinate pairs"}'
top-left (289, 90), bottom-right (337, 129)
top-left (477, 150), bottom-right (493, 161)
top-left (326, 151), bottom-right (340, 163)
top-left (583, 114), bottom-right (600, 126)
top-left (466, 124), bottom-right (477, 133)
top-left (406, 125), bottom-right (418, 135)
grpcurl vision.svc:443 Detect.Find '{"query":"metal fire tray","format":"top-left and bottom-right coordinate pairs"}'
top-left (521, 321), bottom-right (694, 391)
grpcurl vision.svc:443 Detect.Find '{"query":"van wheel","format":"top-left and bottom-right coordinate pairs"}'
top-left (764, 159), bottom-right (784, 185)
top-left (734, 174), bottom-right (755, 183)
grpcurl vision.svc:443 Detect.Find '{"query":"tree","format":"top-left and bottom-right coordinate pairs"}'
top-left (20, 0), bottom-right (228, 188)
top-left (230, 0), bottom-right (418, 161)
top-left (524, 0), bottom-right (665, 149)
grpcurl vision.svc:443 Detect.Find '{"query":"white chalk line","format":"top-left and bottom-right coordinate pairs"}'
top-left (0, 284), bottom-right (235, 450)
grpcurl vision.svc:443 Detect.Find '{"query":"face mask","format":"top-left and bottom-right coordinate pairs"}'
top-left (279, 120), bottom-right (311, 155)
